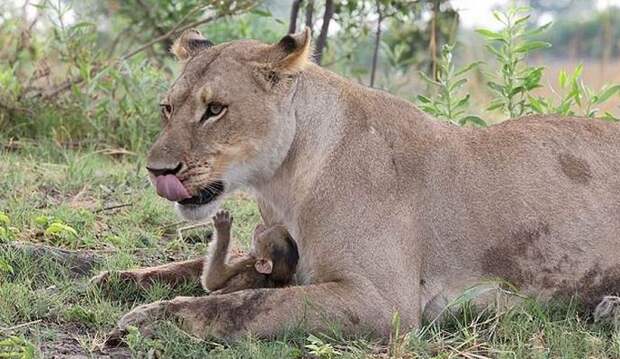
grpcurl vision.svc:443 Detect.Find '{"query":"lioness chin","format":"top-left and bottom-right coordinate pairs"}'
top-left (99, 27), bottom-right (620, 341)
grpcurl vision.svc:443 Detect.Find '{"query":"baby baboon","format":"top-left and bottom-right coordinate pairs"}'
top-left (201, 210), bottom-right (299, 295)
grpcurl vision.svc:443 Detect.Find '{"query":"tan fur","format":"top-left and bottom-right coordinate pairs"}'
top-left (200, 210), bottom-right (298, 294)
top-left (100, 29), bottom-right (620, 341)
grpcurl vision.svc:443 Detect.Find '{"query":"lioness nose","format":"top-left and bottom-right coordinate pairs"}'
top-left (146, 162), bottom-right (183, 177)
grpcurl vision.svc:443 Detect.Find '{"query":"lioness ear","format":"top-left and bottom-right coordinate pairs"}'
top-left (272, 27), bottom-right (312, 73)
top-left (171, 29), bottom-right (213, 60)
top-left (254, 258), bottom-right (273, 274)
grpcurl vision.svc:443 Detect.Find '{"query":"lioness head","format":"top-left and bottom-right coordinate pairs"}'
top-left (146, 28), bottom-right (312, 221)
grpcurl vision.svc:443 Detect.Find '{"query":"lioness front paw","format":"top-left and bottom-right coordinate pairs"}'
top-left (212, 210), bottom-right (232, 231)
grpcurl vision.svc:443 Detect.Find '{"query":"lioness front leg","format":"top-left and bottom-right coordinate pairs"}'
top-left (91, 257), bottom-right (205, 289)
top-left (111, 282), bottom-right (395, 341)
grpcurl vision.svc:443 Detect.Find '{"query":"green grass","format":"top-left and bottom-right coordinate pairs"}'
top-left (1, 140), bottom-right (620, 358)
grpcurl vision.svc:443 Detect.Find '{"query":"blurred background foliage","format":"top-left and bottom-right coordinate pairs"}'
top-left (1, 0), bottom-right (619, 152)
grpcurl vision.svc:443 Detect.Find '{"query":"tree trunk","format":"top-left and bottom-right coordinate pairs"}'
top-left (370, 1), bottom-right (383, 88)
top-left (289, 0), bottom-right (303, 34)
top-left (305, 0), bottom-right (314, 30)
top-left (314, 0), bottom-right (335, 65)
top-left (429, 0), bottom-right (439, 79)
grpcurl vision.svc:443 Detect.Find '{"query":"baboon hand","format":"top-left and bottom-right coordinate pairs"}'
top-left (212, 210), bottom-right (233, 231)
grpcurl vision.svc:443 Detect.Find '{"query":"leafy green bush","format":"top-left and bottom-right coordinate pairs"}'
top-left (417, 44), bottom-right (485, 127)
top-left (0, 212), bottom-right (17, 243)
top-left (418, 6), bottom-right (620, 126)
top-left (476, 6), bottom-right (551, 118)
top-left (0, 2), bottom-right (618, 148)
top-left (0, 336), bottom-right (37, 359)
top-left (528, 65), bottom-right (620, 120)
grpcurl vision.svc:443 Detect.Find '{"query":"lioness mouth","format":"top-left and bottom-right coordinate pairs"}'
top-left (178, 181), bottom-right (225, 206)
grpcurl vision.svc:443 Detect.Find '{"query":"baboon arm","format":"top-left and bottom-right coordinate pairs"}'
top-left (203, 222), bottom-right (237, 291)
top-left (113, 281), bottom-right (399, 340)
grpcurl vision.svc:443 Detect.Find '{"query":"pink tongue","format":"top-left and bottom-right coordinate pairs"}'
top-left (154, 175), bottom-right (191, 202)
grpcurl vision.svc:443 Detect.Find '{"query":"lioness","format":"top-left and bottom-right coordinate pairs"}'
top-left (101, 27), bottom-right (620, 340)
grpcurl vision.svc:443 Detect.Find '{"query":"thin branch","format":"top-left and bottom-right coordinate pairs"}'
top-left (429, 0), bottom-right (439, 79)
top-left (289, 0), bottom-right (303, 34)
top-left (305, 0), bottom-right (314, 30)
top-left (370, 0), bottom-right (383, 88)
top-left (35, 2), bottom-right (257, 100)
top-left (177, 222), bottom-right (211, 242)
top-left (314, 0), bottom-right (335, 64)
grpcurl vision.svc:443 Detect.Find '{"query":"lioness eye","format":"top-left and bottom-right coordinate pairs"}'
top-left (201, 103), bottom-right (227, 123)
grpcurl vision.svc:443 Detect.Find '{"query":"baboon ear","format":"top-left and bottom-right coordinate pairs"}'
top-left (254, 258), bottom-right (273, 274)
top-left (171, 29), bottom-right (213, 60)
top-left (272, 27), bottom-right (312, 73)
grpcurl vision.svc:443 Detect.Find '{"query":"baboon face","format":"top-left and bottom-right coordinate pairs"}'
top-left (251, 224), bottom-right (299, 280)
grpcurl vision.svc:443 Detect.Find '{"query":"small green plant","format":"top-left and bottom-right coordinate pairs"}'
top-left (0, 212), bottom-right (16, 243)
top-left (477, 7), bottom-right (551, 118)
top-left (388, 311), bottom-right (411, 358)
top-left (36, 216), bottom-right (79, 248)
top-left (0, 336), bottom-right (37, 359)
top-left (305, 334), bottom-right (341, 358)
top-left (528, 64), bottom-right (620, 121)
top-left (417, 44), bottom-right (486, 127)
top-left (0, 258), bottom-right (14, 275)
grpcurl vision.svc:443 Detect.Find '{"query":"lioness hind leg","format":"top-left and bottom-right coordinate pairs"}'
top-left (109, 282), bottom-right (398, 342)
top-left (91, 257), bottom-right (205, 289)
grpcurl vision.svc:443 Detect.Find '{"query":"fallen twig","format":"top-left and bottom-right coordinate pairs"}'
top-left (177, 222), bottom-right (211, 242)
top-left (94, 203), bottom-right (133, 213)
top-left (0, 319), bottom-right (43, 333)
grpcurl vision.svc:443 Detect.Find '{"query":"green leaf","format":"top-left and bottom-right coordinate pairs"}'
top-left (527, 96), bottom-right (548, 114)
top-left (46, 222), bottom-right (78, 237)
top-left (487, 81), bottom-right (505, 95)
top-left (449, 78), bottom-right (468, 92)
top-left (0, 212), bottom-right (9, 226)
top-left (455, 94), bottom-right (471, 109)
top-left (34, 215), bottom-right (49, 226)
top-left (593, 85), bottom-right (620, 105)
top-left (558, 70), bottom-right (568, 88)
top-left (418, 71), bottom-right (440, 86)
top-left (602, 112), bottom-right (620, 122)
top-left (514, 15), bottom-right (531, 27)
top-left (514, 41), bottom-right (551, 54)
top-left (454, 62), bottom-right (482, 77)
top-left (573, 64), bottom-right (584, 79)
top-left (524, 21), bottom-right (552, 37)
top-left (459, 115), bottom-right (487, 127)
top-left (250, 8), bottom-right (272, 17)
top-left (486, 99), bottom-right (505, 112)
top-left (523, 68), bottom-right (544, 90)
top-left (416, 95), bottom-right (432, 104)
top-left (0, 258), bottom-right (13, 274)
top-left (475, 29), bottom-right (505, 41)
